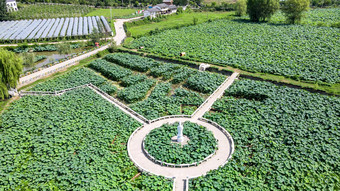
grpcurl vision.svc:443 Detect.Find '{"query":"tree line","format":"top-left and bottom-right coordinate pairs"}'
top-left (235, 0), bottom-right (334, 24)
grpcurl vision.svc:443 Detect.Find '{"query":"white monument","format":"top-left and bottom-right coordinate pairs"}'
top-left (177, 122), bottom-right (184, 143)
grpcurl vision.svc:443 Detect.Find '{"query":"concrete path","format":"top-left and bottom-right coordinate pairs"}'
top-left (113, 17), bottom-right (142, 45)
top-left (128, 117), bottom-right (234, 191)
top-left (17, 45), bottom-right (109, 88)
top-left (88, 85), bottom-right (147, 124)
top-left (17, 17), bottom-right (142, 89)
top-left (19, 83), bottom-right (148, 124)
top-left (191, 72), bottom-right (239, 119)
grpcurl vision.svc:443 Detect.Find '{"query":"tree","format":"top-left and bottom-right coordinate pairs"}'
top-left (0, 0), bottom-right (8, 21)
top-left (235, 0), bottom-right (247, 16)
top-left (282, 0), bottom-right (310, 24)
top-left (56, 43), bottom-right (72, 55)
top-left (89, 28), bottom-right (103, 45)
top-left (247, 0), bottom-right (280, 22)
top-left (20, 52), bottom-right (36, 67)
top-left (0, 49), bottom-right (23, 99)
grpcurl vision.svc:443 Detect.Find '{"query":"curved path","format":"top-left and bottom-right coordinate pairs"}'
top-left (128, 117), bottom-right (234, 191)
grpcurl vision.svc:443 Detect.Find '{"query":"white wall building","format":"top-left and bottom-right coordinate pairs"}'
top-left (6, 0), bottom-right (18, 12)
top-left (143, 1), bottom-right (177, 18)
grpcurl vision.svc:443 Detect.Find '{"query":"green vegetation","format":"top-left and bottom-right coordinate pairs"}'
top-left (0, 0), bottom-right (7, 21)
top-left (190, 79), bottom-right (340, 190)
top-left (98, 81), bottom-right (117, 95)
top-left (131, 83), bottom-right (204, 120)
top-left (144, 122), bottom-right (217, 164)
top-left (86, 8), bottom-right (140, 19)
top-left (270, 8), bottom-right (340, 26)
top-left (0, 88), bottom-right (172, 190)
top-left (186, 72), bottom-right (225, 93)
top-left (281, 0), bottom-right (310, 24)
top-left (89, 59), bottom-right (132, 81)
top-left (11, 44), bottom-right (83, 53)
top-left (9, 4), bottom-right (94, 20)
top-left (121, 74), bottom-right (148, 87)
top-left (117, 78), bottom-right (156, 103)
top-left (247, 0), bottom-right (279, 22)
top-left (0, 49), bottom-right (23, 99)
top-left (104, 53), bottom-right (159, 72)
top-left (235, 0), bottom-right (247, 16)
top-left (124, 12), bottom-right (235, 38)
top-left (31, 68), bottom-right (106, 91)
top-left (128, 20), bottom-right (340, 84)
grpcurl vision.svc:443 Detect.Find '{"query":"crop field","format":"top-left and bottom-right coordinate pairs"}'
top-left (9, 4), bottom-right (94, 20)
top-left (0, 16), bottom-right (112, 42)
top-left (1, 49), bottom-right (339, 190)
top-left (0, 52), bottom-right (229, 189)
top-left (0, 87), bottom-right (172, 190)
top-left (190, 79), bottom-right (339, 190)
top-left (125, 12), bottom-right (234, 38)
top-left (270, 8), bottom-right (340, 26)
top-left (86, 8), bottom-right (141, 19)
top-left (127, 19), bottom-right (340, 84)
top-left (31, 53), bottom-right (226, 119)
top-left (144, 122), bottom-right (217, 164)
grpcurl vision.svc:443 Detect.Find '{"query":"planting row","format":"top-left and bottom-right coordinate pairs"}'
top-left (31, 53), bottom-right (226, 117)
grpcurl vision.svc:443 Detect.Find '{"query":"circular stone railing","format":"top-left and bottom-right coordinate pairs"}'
top-left (127, 115), bottom-right (235, 177)
top-left (141, 135), bottom-right (217, 168)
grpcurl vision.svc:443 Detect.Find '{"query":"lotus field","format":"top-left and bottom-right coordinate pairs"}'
top-left (0, 88), bottom-right (172, 190)
top-left (190, 79), bottom-right (339, 190)
top-left (1, 52), bottom-right (338, 190)
top-left (144, 122), bottom-right (217, 164)
top-left (128, 20), bottom-right (340, 84)
top-left (270, 8), bottom-right (340, 26)
top-left (0, 16), bottom-right (112, 42)
top-left (31, 53), bottom-right (222, 119)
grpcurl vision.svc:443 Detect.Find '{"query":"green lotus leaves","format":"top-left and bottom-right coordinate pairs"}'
top-left (144, 122), bottom-right (217, 164)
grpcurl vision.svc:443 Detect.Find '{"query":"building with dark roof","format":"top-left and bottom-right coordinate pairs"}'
top-left (143, 1), bottom-right (177, 18)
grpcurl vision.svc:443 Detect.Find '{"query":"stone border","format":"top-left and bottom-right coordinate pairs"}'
top-left (127, 115), bottom-right (235, 177)
top-left (141, 122), bottom-right (218, 168)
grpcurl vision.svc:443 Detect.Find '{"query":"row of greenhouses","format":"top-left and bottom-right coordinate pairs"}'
top-left (0, 16), bottom-right (112, 42)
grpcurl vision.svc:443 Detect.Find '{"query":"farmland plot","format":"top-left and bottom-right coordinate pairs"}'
top-left (0, 88), bottom-right (172, 190)
top-left (128, 20), bottom-right (340, 84)
top-left (31, 53), bottom-right (222, 118)
top-left (190, 79), bottom-right (340, 190)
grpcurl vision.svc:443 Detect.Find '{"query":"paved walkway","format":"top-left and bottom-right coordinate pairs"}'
top-left (127, 72), bottom-right (239, 191)
top-left (19, 83), bottom-right (148, 124)
top-left (113, 17), bottom-right (142, 45)
top-left (191, 72), bottom-right (239, 119)
top-left (19, 70), bottom-right (239, 190)
top-left (127, 117), bottom-right (234, 191)
top-left (17, 45), bottom-right (109, 88)
top-left (17, 17), bottom-right (142, 89)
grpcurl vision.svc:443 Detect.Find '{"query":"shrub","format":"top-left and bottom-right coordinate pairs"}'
top-left (235, 0), bottom-right (247, 16)
top-left (247, 0), bottom-right (280, 22)
top-left (282, 0), bottom-right (310, 24)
